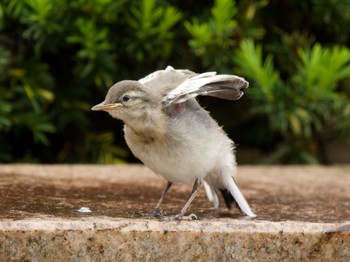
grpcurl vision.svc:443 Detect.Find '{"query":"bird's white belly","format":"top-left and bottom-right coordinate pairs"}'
top-left (136, 142), bottom-right (210, 184)
top-left (125, 133), bottom-right (217, 184)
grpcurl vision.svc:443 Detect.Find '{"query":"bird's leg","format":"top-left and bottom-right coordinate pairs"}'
top-left (172, 178), bottom-right (202, 220)
top-left (154, 181), bottom-right (173, 218)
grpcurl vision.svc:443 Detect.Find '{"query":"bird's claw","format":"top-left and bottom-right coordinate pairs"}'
top-left (157, 213), bottom-right (198, 221)
top-left (176, 213), bottom-right (198, 220)
top-left (154, 208), bottom-right (166, 218)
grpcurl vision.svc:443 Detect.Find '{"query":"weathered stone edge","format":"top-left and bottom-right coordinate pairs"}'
top-left (1, 217), bottom-right (349, 233)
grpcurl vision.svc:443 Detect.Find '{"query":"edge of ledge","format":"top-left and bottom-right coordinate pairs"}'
top-left (1, 217), bottom-right (349, 234)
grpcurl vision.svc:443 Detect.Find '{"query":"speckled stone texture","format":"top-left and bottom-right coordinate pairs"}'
top-left (0, 165), bottom-right (349, 261)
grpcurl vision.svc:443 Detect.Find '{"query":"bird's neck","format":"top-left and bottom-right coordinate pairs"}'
top-left (123, 110), bottom-right (167, 142)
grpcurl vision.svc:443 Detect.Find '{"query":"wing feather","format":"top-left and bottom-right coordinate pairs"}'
top-left (138, 66), bottom-right (249, 106)
top-left (138, 66), bottom-right (175, 85)
top-left (162, 72), bottom-right (249, 106)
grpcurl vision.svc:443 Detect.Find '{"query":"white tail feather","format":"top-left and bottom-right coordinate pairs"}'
top-left (225, 177), bottom-right (256, 217)
top-left (204, 182), bottom-right (219, 208)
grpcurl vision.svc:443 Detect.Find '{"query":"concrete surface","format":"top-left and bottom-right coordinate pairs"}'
top-left (0, 164), bottom-right (349, 261)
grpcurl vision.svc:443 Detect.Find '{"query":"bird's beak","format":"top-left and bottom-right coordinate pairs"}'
top-left (91, 102), bottom-right (123, 111)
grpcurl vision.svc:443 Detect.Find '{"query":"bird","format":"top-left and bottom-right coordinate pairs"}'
top-left (92, 66), bottom-right (256, 220)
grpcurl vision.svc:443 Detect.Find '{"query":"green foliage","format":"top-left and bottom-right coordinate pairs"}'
top-left (184, 0), bottom-right (238, 70)
top-left (234, 41), bottom-right (280, 99)
top-left (83, 132), bottom-right (128, 164)
top-left (0, 0), bottom-right (126, 162)
top-left (295, 44), bottom-right (350, 95)
top-left (311, 0), bottom-right (350, 43)
top-left (294, 44), bottom-right (350, 139)
top-left (0, 53), bottom-right (56, 146)
top-left (184, 0), bottom-right (265, 71)
top-left (125, 0), bottom-right (182, 61)
top-left (66, 18), bottom-right (116, 86)
top-left (234, 40), bottom-right (350, 163)
top-left (1, 0), bottom-right (350, 164)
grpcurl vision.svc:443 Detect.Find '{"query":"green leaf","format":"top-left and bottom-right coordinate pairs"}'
top-left (211, 0), bottom-right (237, 32)
top-left (295, 44), bottom-right (350, 96)
top-left (185, 0), bottom-right (238, 65)
top-left (125, 0), bottom-right (182, 60)
top-left (234, 40), bottom-right (280, 99)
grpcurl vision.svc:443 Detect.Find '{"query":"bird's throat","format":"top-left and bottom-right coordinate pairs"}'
top-left (123, 114), bottom-right (167, 144)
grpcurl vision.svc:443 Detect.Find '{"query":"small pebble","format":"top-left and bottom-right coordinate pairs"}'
top-left (77, 207), bottom-right (92, 213)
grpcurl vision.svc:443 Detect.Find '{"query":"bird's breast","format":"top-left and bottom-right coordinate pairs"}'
top-left (124, 127), bottom-right (195, 183)
top-left (123, 121), bottom-right (230, 184)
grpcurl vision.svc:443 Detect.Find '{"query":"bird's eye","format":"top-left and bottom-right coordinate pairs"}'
top-left (122, 95), bottom-right (131, 102)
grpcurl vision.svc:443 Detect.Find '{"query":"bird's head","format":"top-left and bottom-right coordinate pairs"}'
top-left (91, 80), bottom-right (160, 123)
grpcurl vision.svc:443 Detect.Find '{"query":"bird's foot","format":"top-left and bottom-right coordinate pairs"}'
top-left (154, 208), bottom-right (166, 218)
top-left (177, 213), bottom-right (198, 221)
top-left (157, 213), bottom-right (198, 221)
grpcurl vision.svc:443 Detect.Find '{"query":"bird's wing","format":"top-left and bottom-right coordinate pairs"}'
top-left (162, 71), bottom-right (249, 106)
top-left (139, 66), bottom-right (192, 84)
top-left (138, 66), bottom-right (195, 94)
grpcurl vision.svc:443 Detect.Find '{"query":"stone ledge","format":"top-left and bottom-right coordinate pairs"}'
top-left (1, 218), bottom-right (349, 261)
top-left (0, 165), bottom-right (349, 261)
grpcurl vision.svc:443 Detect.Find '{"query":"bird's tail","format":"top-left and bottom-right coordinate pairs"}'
top-left (224, 176), bottom-right (256, 217)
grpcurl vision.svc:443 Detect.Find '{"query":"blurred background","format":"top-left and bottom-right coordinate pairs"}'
top-left (0, 0), bottom-right (350, 165)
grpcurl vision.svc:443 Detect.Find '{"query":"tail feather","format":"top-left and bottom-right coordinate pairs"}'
top-left (203, 182), bottom-right (219, 208)
top-left (225, 177), bottom-right (256, 217)
top-left (219, 189), bottom-right (235, 209)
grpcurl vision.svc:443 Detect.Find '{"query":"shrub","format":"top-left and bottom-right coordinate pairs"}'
top-left (1, 0), bottom-right (350, 164)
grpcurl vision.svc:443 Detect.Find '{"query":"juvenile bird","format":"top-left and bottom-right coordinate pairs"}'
top-left (92, 66), bottom-right (256, 220)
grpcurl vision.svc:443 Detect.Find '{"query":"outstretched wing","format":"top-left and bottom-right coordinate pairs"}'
top-left (138, 66), bottom-right (195, 94)
top-left (162, 71), bottom-right (249, 106)
top-left (139, 66), bottom-right (193, 84)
